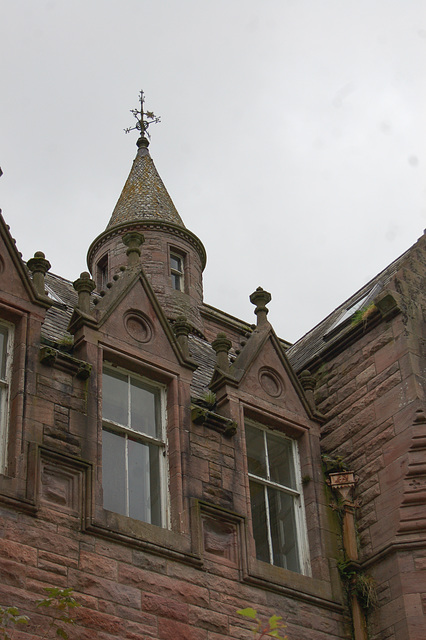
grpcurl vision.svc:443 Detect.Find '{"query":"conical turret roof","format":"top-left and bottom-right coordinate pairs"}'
top-left (106, 141), bottom-right (185, 229)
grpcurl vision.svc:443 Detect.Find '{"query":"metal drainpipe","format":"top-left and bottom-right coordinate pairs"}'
top-left (328, 472), bottom-right (368, 640)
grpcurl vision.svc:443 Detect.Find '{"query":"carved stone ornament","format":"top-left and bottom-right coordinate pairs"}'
top-left (124, 311), bottom-right (153, 343)
top-left (328, 471), bottom-right (356, 503)
top-left (258, 367), bottom-right (284, 398)
top-left (191, 404), bottom-right (237, 437)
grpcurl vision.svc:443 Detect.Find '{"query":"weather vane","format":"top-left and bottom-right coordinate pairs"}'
top-left (124, 90), bottom-right (161, 140)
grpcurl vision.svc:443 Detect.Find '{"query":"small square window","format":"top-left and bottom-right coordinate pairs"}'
top-left (245, 421), bottom-right (308, 574)
top-left (102, 366), bottom-right (167, 527)
top-left (170, 253), bottom-right (184, 291)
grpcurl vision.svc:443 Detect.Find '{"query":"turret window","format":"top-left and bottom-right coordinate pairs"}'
top-left (102, 366), bottom-right (167, 527)
top-left (245, 421), bottom-right (308, 574)
top-left (96, 254), bottom-right (109, 291)
top-left (170, 252), bottom-right (184, 291)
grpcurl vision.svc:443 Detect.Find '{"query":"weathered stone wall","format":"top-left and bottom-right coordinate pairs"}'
top-left (312, 235), bottom-right (426, 639)
top-left (0, 508), bottom-right (348, 640)
top-left (0, 241), bottom-right (348, 639)
top-left (0, 342), bottom-right (349, 640)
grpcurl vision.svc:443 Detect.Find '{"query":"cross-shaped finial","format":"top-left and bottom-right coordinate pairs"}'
top-left (124, 90), bottom-right (161, 141)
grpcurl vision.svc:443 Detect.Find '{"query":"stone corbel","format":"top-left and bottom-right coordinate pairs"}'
top-left (191, 404), bottom-right (237, 438)
top-left (39, 346), bottom-right (92, 379)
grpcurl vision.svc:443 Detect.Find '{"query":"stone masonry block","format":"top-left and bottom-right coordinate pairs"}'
top-left (158, 617), bottom-right (208, 640)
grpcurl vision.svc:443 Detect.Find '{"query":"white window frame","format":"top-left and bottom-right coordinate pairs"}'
top-left (102, 364), bottom-right (168, 527)
top-left (170, 252), bottom-right (184, 292)
top-left (245, 420), bottom-right (310, 575)
top-left (0, 322), bottom-right (14, 475)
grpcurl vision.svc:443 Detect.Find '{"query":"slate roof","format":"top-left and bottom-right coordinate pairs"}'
top-left (286, 248), bottom-right (409, 373)
top-left (42, 272), bottom-right (78, 344)
top-left (106, 146), bottom-right (185, 229)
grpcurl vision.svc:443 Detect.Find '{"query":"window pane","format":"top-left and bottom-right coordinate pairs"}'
top-left (128, 438), bottom-right (162, 526)
top-left (170, 255), bottom-right (181, 272)
top-left (171, 273), bottom-right (181, 290)
top-left (130, 378), bottom-right (159, 438)
top-left (0, 327), bottom-right (7, 380)
top-left (102, 429), bottom-right (126, 516)
top-left (246, 424), bottom-right (267, 478)
top-left (149, 443), bottom-right (162, 526)
top-left (267, 432), bottom-right (296, 489)
top-left (249, 480), bottom-right (270, 563)
top-left (268, 487), bottom-right (300, 572)
top-left (103, 370), bottom-right (128, 425)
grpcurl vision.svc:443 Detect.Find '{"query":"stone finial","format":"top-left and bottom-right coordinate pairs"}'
top-left (173, 315), bottom-right (191, 358)
top-left (27, 251), bottom-right (51, 296)
top-left (249, 286), bottom-right (271, 326)
top-left (299, 369), bottom-right (316, 391)
top-left (212, 332), bottom-right (232, 371)
top-left (73, 272), bottom-right (96, 315)
top-left (299, 369), bottom-right (317, 412)
top-left (122, 232), bottom-right (144, 266)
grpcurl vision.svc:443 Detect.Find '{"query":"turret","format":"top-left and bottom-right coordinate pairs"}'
top-left (87, 92), bottom-right (206, 332)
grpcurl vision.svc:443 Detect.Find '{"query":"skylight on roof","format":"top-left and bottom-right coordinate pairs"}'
top-left (44, 284), bottom-right (65, 305)
top-left (324, 282), bottom-right (381, 339)
top-left (334, 292), bottom-right (371, 328)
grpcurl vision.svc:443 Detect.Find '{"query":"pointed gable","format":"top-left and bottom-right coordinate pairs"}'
top-left (0, 211), bottom-right (50, 310)
top-left (71, 263), bottom-right (195, 371)
top-left (231, 324), bottom-right (315, 422)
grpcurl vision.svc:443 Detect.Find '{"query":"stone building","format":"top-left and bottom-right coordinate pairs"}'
top-left (0, 104), bottom-right (424, 640)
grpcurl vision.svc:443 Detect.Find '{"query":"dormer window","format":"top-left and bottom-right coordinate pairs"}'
top-left (96, 254), bottom-right (109, 291)
top-left (245, 421), bottom-right (309, 574)
top-left (170, 252), bottom-right (184, 291)
top-left (102, 366), bottom-right (167, 527)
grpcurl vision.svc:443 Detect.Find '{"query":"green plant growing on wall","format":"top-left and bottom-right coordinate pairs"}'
top-left (0, 587), bottom-right (80, 640)
top-left (351, 303), bottom-right (377, 328)
top-left (37, 587), bottom-right (80, 639)
top-left (321, 452), bottom-right (348, 475)
top-left (58, 334), bottom-right (74, 352)
top-left (337, 560), bottom-right (378, 613)
top-left (201, 390), bottom-right (217, 410)
top-left (237, 607), bottom-right (288, 639)
top-left (0, 606), bottom-right (29, 639)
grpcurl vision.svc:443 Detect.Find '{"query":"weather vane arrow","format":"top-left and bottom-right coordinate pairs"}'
top-left (124, 90), bottom-right (161, 143)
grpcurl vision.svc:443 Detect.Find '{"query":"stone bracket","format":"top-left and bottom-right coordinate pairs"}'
top-left (191, 404), bottom-right (237, 437)
top-left (39, 345), bottom-right (92, 379)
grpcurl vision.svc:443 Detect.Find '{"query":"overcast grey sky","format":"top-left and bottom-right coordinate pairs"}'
top-left (1, 1), bottom-right (425, 342)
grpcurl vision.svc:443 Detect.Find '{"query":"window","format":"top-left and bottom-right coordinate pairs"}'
top-left (245, 421), bottom-right (306, 573)
top-left (102, 366), bottom-right (167, 527)
top-left (324, 283), bottom-right (381, 338)
top-left (0, 323), bottom-right (13, 475)
top-left (170, 253), bottom-right (184, 291)
top-left (44, 284), bottom-right (65, 306)
top-left (96, 254), bottom-right (109, 291)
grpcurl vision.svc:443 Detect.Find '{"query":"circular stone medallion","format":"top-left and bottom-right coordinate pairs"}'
top-left (259, 367), bottom-right (284, 398)
top-left (124, 312), bottom-right (153, 343)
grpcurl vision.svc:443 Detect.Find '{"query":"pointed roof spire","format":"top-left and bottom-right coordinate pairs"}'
top-left (106, 91), bottom-right (185, 230)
